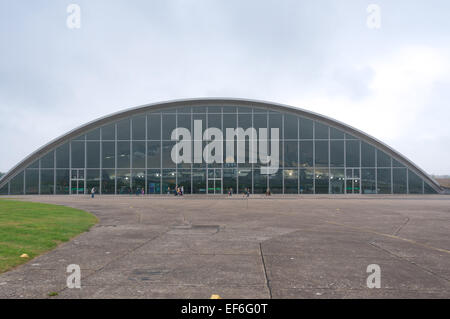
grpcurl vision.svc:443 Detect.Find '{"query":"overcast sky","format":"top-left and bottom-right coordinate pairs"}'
top-left (0, 0), bottom-right (449, 174)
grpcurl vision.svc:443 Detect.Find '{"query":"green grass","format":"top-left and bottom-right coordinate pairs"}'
top-left (0, 199), bottom-right (97, 273)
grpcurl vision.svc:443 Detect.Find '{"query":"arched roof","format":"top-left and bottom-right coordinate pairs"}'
top-left (0, 98), bottom-right (442, 192)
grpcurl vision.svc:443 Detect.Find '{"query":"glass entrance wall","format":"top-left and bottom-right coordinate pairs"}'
top-left (0, 103), bottom-right (439, 195)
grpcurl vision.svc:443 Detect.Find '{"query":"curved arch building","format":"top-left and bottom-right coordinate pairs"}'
top-left (0, 98), bottom-right (442, 195)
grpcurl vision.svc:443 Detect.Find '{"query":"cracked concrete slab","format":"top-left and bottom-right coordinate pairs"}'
top-left (0, 194), bottom-right (449, 298)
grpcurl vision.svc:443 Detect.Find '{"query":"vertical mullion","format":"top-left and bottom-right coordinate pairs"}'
top-left (99, 127), bottom-right (103, 194)
top-left (145, 114), bottom-right (148, 195)
top-left (114, 123), bottom-right (117, 195)
top-left (312, 121), bottom-right (315, 194)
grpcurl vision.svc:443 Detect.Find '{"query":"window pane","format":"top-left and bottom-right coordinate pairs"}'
top-left (117, 119), bottom-right (130, 140)
top-left (71, 141), bottom-right (85, 169)
top-left (253, 113), bottom-right (267, 132)
top-left (269, 113), bottom-right (282, 139)
top-left (377, 168), bottom-right (391, 194)
top-left (223, 169), bottom-right (237, 194)
top-left (147, 141), bottom-right (161, 168)
top-left (102, 142), bottom-right (115, 168)
top-left (162, 114), bottom-right (176, 140)
top-left (424, 183), bottom-right (437, 194)
top-left (132, 115), bottom-right (146, 140)
top-left (25, 169), bottom-right (39, 194)
top-left (147, 169), bottom-right (161, 194)
top-left (86, 170), bottom-right (100, 194)
top-left (117, 141), bottom-right (130, 168)
top-left (102, 123), bottom-right (115, 140)
top-left (330, 127), bottom-right (344, 139)
top-left (408, 170), bottom-right (423, 194)
top-left (284, 169), bottom-right (298, 194)
top-left (101, 169), bottom-right (115, 194)
top-left (269, 170), bottom-right (282, 194)
top-left (223, 113), bottom-right (237, 131)
top-left (377, 150), bottom-right (391, 168)
top-left (299, 117), bottom-right (313, 139)
top-left (40, 170), bottom-right (54, 194)
top-left (393, 168), bottom-right (407, 194)
top-left (315, 122), bottom-right (329, 139)
top-left (330, 169), bottom-right (345, 194)
top-left (300, 169), bottom-right (314, 194)
top-left (284, 141), bottom-right (298, 167)
top-left (315, 168), bottom-right (329, 194)
top-left (162, 141), bottom-right (176, 168)
top-left (330, 141), bottom-right (344, 167)
top-left (117, 169), bottom-right (131, 194)
top-left (56, 143), bottom-right (69, 168)
top-left (284, 116), bottom-right (298, 139)
top-left (41, 151), bottom-right (54, 169)
top-left (132, 141), bottom-right (146, 168)
top-left (346, 140), bottom-right (360, 167)
top-left (253, 169), bottom-right (267, 194)
top-left (147, 113), bottom-right (161, 140)
top-left (132, 170), bottom-right (146, 194)
top-left (315, 141), bottom-right (329, 167)
top-left (299, 141), bottom-right (313, 167)
top-left (361, 142), bottom-right (375, 167)
top-left (55, 169), bottom-right (69, 194)
top-left (10, 172), bottom-right (24, 194)
top-left (178, 113), bottom-right (192, 131)
top-left (361, 168), bottom-right (376, 194)
top-left (177, 169), bottom-right (191, 194)
top-left (238, 169), bottom-right (252, 194)
top-left (87, 142), bottom-right (100, 168)
top-left (192, 169), bottom-right (206, 193)
top-left (86, 128), bottom-right (100, 140)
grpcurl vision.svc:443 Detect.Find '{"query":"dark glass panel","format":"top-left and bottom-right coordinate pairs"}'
top-left (377, 150), bottom-right (391, 168)
top-left (346, 140), bottom-right (360, 167)
top-left (25, 169), bottom-right (39, 194)
top-left (132, 115), bottom-right (146, 140)
top-left (424, 183), bottom-right (437, 194)
top-left (237, 113), bottom-right (251, 130)
top-left (269, 170), bottom-right (283, 194)
top-left (408, 170), bottom-right (423, 194)
top-left (330, 169), bottom-right (345, 194)
top-left (101, 169), bottom-right (115, 194)
top-left (253, 169), bottom-right (267, 194)
top-left (299, 117), bottom-right (313, 139)
top-left (177, 113), bottom-right (192, 131)
top-left (300, 169), bottom-right (314, 194)
top-left (223, 113), bottom-right (237, 132)
top-left (132, 170), bottom-right (146, 194)
top-left (117, 141), bottom-right (131, 168)
top-left (393, 158), bottom-right (405, 167)
top-left (177, 169), bottom-right (192, 194)
top-left (147, 113), bottom-right (161, 140)
top-left (361, 142), bottom-right (375, 167)
top-left (147, 169), bottom-right (161, 194)
top-left (377, 168), bottom-right (391, 194)
top-left (147, 141), bottom-right (161, 168)
top-left (284, 141), bottom-right (298, 167)
top-left (330, 141), bottom-right (344, 167)
top-left (56, 143), bottom-right (69, 168)
top-left (393, 168), bottom-right (407, 194)
top-left (40, 170), bottom-right (54, 194)
top-left (208, 106), bottom-right (222, 113)
top-left (0, 184), bottom-right (9, 195)
top-left (299, 141), bottom-right (313, 167)
top-left (71, 141), bottom-right (85, 169)
top-left (237, 106), bottom-right (252, 113)
top-left (223, 105), bottom-right (236, 113)
top-left (102, 123), bottom-right (115, 140)
top-left (361, 169), bottom-right (376, 194)
top-left (73, 134), bottom-right (85, 141)
top-left (86, 170), bottom-right (100, 194)
top-left (117, 119), bottom-right (131, 140)
top-left (132, 141), bottom-right (146, 169)
top-left (117, 169), bottom-right (131, 194)
top-left (41, 151), bottom-right (54, 169)
top-left (55, 169), bottom-right (69, 194)
top-left (192, 169), bottom-right (206, 193)
top-left (314, 122), bottom-right (329, 139)
top-left (86, 128), bottom-right (100, 140)
top-left (192, 106), bottom-right (206, 113)
top-left (102, 142), bottom-right (115, 169)
top-left (28, 160), bottom-right (39, 169)
top-left (162, 141), bottom-right (176, 168)
top-left (284, 115), bottom-right (298, 140)
top-left (223, 169), bottom-right (237, 194)
top-left (315, 141), bottom-right (329, 167)
top-left (10, 172), bottom-right (23, 194)
top-left (345, 133), bottom-right (358, 140)
top-left (269, 113), bottom-right (282, 139)
top-left (238, 169), bottom-right (252, 194)
top-left (284, 169), bottom-right (298, 194)
top-left (330, 127), bottom-right (345, 139)
top-left (162, 114), bottom-right (176, 140)
top-left (253, 113), bottom-right (267, 132)
top-left (315, 169), bottom-right (329, 194)
top-left (86, 142), bottom-right (100, 168)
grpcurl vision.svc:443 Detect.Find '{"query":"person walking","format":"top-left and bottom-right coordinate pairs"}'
top-left (91, 187), bottom-right (95, 198)
top-left (180, 185), bottom-right (184, 196)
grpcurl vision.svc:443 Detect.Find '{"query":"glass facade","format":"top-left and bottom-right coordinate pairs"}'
top-left (0, 104), bottom-right (439, 195)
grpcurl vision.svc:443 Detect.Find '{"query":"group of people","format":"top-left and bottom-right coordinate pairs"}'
top-left (169, 185), bottom-right (184, 196)
top-left (227, 187), bottom-right (250, 198)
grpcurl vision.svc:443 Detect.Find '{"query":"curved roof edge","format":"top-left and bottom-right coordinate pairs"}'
top-left (0, 97), bottom-right (443, 193)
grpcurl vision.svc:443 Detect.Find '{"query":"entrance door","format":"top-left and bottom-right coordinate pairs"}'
top-left (71, 169), bottom-right (85, 195)
top-left (346, 168), bottom-right (360, 194)
top-left (207, 169), bottom-right (222, 194)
